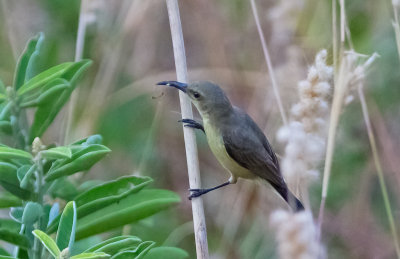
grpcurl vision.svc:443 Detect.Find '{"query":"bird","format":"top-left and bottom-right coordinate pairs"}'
top-left (157, 80), bottom-right (304, 212)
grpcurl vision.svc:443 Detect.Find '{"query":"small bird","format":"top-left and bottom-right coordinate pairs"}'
top-left (157, 80), bottom-right (304, 211)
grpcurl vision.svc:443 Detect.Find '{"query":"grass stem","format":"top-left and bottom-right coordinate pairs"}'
top-left (165, 0), bottom-right (209, 258)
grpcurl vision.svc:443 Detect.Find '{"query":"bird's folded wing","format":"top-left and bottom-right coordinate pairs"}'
top-left (222, 127), bottom-right (284, 187)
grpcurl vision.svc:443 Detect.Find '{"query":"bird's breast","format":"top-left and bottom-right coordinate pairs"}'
top-left (203, 119), bottom-right (253, 181)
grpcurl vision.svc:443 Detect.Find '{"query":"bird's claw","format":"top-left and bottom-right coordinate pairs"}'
top-left (188, 188), bottom-right (207, 200)
top-left (179, 119), bottom-right (205, 133)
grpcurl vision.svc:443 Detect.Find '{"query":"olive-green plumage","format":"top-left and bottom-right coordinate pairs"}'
top-left (158, 80), bottom-right (304, 211)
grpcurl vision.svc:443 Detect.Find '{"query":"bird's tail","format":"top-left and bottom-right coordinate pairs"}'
top-left (268, 180), bottom-right (305, 212)
top-left (286, 190), bottom-right (305, 212)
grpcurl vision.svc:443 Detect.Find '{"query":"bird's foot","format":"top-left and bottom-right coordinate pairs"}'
top-left (188, 188), bottom-right (209, 200)
top-left (179, 119), bottom-right (205, 133)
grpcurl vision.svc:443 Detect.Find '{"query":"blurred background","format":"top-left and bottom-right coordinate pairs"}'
top-left (1, 0), bottom-right (399, 258)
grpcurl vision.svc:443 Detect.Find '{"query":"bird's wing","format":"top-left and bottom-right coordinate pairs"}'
top-left (222, 112), bottom-right (284, 188)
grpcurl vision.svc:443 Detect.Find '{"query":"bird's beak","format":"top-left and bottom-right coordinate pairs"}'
top-left (157, 81), bottom-right (187, 93)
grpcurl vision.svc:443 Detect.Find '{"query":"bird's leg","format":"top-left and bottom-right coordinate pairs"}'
top-left (179, 119), bottom-right (205, 133)
top-left (188, 181), bottom-right (230, 200)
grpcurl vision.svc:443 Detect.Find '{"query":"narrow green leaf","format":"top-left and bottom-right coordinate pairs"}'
top-left (84, 135), bottom-right (103, 145)
top-left (142, 247), bottom-right (189, 259)
top-left (0, 162), bottom-right (32, 200)
top-left (0, 147), bottom-right (32, 160)
top-left (70, 252), bottom-right (110, 259)
top-left (17, 62), bottom-right (73, 96)
top-left (9, 207), bottom-right (23, 223)
top-left (110, 241), bottom-right (155, 259)
top-left (0, 193), bottom-right (22, 208)
top-left (19, 79), bottom-right (69, 108)
top-left (75, 176), bottom-right (152, 218)
top-left (56, 201), bottom-right (77, 251)
top-left (0, 102), bottom-right (12, 121)
top-left (0, 93), bottom-right (6, 103)
top-left (19, 164), bottom-right (36, 190)
top-left (0, 256), bottom-right (16, 259)
top-left (0, 219), bottom-right (20, 232)
top-left (45, 145), bottom-right (110, 181)
top-left (41, 146), bottom-right (72, 160)
top-left (28, 60), bottom-right (92, 141)
top-left (75, 189), bottom-right (180, 240)
top-left (84, 236), bottom-right (140, 253)
top-left (0, 121), bottom-right (12, 135)
top-left (13, 32), bottom-right (44, 90)
top-left (91, 237), bottom-right (142, 255)
top-left (32, 230), bottom-right (60, 257)
top-left (47, 178), bottom-right (79, 200)
top-left (48, 202), bottom-right (59, 227)
top-left (22, 202), bottom-right (42, 225)
top-left (0, 229), bottom-right (31, 249)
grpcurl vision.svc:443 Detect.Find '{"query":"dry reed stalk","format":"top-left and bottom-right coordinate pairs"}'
top-left (65, 0), bottom-right (90, 144)
top-left (392, 0), bottom-right (400, 62)
top-left (250, 0), bottom-right (288, 126)
top-left (357, 85), bottom-right (400, 258)
top-left (165, 0), bottom-right (209, 258)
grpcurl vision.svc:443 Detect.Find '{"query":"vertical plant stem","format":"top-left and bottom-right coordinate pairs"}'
top-left (332, 0), bottom-right (338, 71)
top-left (392, 4), bottom-right (400, 63)
top-left (357, 85), bottom-right (400, 258)
top-left (165, 0), bottom-right (209, 258)
top-left (317, 57), bottom-right (349, 235)
top-left (65, 0), bottom-right (87, 144)
top-left (250, 0), bottom-right (288, 126)
top-left (33, 155), bottom-right (45, 259)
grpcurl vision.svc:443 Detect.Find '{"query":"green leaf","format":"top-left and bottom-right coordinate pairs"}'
top-left (0, 162), bottom-right (32, 200)
top-left (86, 236), bottom-right (142, 255)
top-left (70, 252), bottom-right (110, 259)
top-left (142, 247), bottom-right (189, 259)
top-left (0, 193), bottom-right (22, 208)
top-left (48, 178), bottom-right (79, 200)
top-left (0, 256), bottom-right (16, 259)
top-left (45, 144), bottom-right (110, 181)
top-left (41, 146), bottom-right (72, 160)
top-left (13, 32), bottom-right (44, 90)
top-left (19, 164), bottom-right (36, 190)
top-left (110, 241), bottom-right (154, 259)
top-left (0, 229), bottom-right (31, 249)
top-left (10, 207), bottom-right (23, 223)
top-left (19, 79), bottom-right (69, 108)
top-left (0, 219), bottom-right (20, 232)
top-left (0, 121), bottom-right (12, 135)
top-left (84, 236), bottom-right (139, 253)
top-left (0, 147), bottom-right (32, 160)
top-left (56, 201), bottom-right (77, 251)
top-left (0, 93), bottom-right (6, 103)
top-left (75, 176), bottom-right (152, 218)
top-left (75, 189), bottom-right (180, 240)
top-left (17, 62), bottom-right (73, 96)
top-left (48, 202), bottom-right (59, 227)
top-left (32, 230), bottom-right (60, 257)
top-left (28, 60), bottom-right (92, 141)
top-left (0, 102), bottom-right (12, 121)
top-left (22, 202), bottom-right (42, 225)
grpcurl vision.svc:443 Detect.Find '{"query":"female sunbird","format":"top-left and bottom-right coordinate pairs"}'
top-left (158, 80), bottom-right (304, 211)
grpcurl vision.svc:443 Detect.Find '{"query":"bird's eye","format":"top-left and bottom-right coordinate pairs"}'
top-left (193, 92), bottom-right (201, 99)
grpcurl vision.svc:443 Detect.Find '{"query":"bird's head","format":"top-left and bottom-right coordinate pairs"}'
top-left (157, 80), bottom-right (232, 117)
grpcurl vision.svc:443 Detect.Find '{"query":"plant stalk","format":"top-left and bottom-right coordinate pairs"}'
top-left (249, 0), bottom-right (288, 126)
top-left (357, 85), bottom-right (400, 258)
top-left (165, 0), bottom-right (209, 258)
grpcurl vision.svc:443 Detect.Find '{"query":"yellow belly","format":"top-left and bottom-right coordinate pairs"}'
top-left (203, 119), bottom-right (254, 183)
